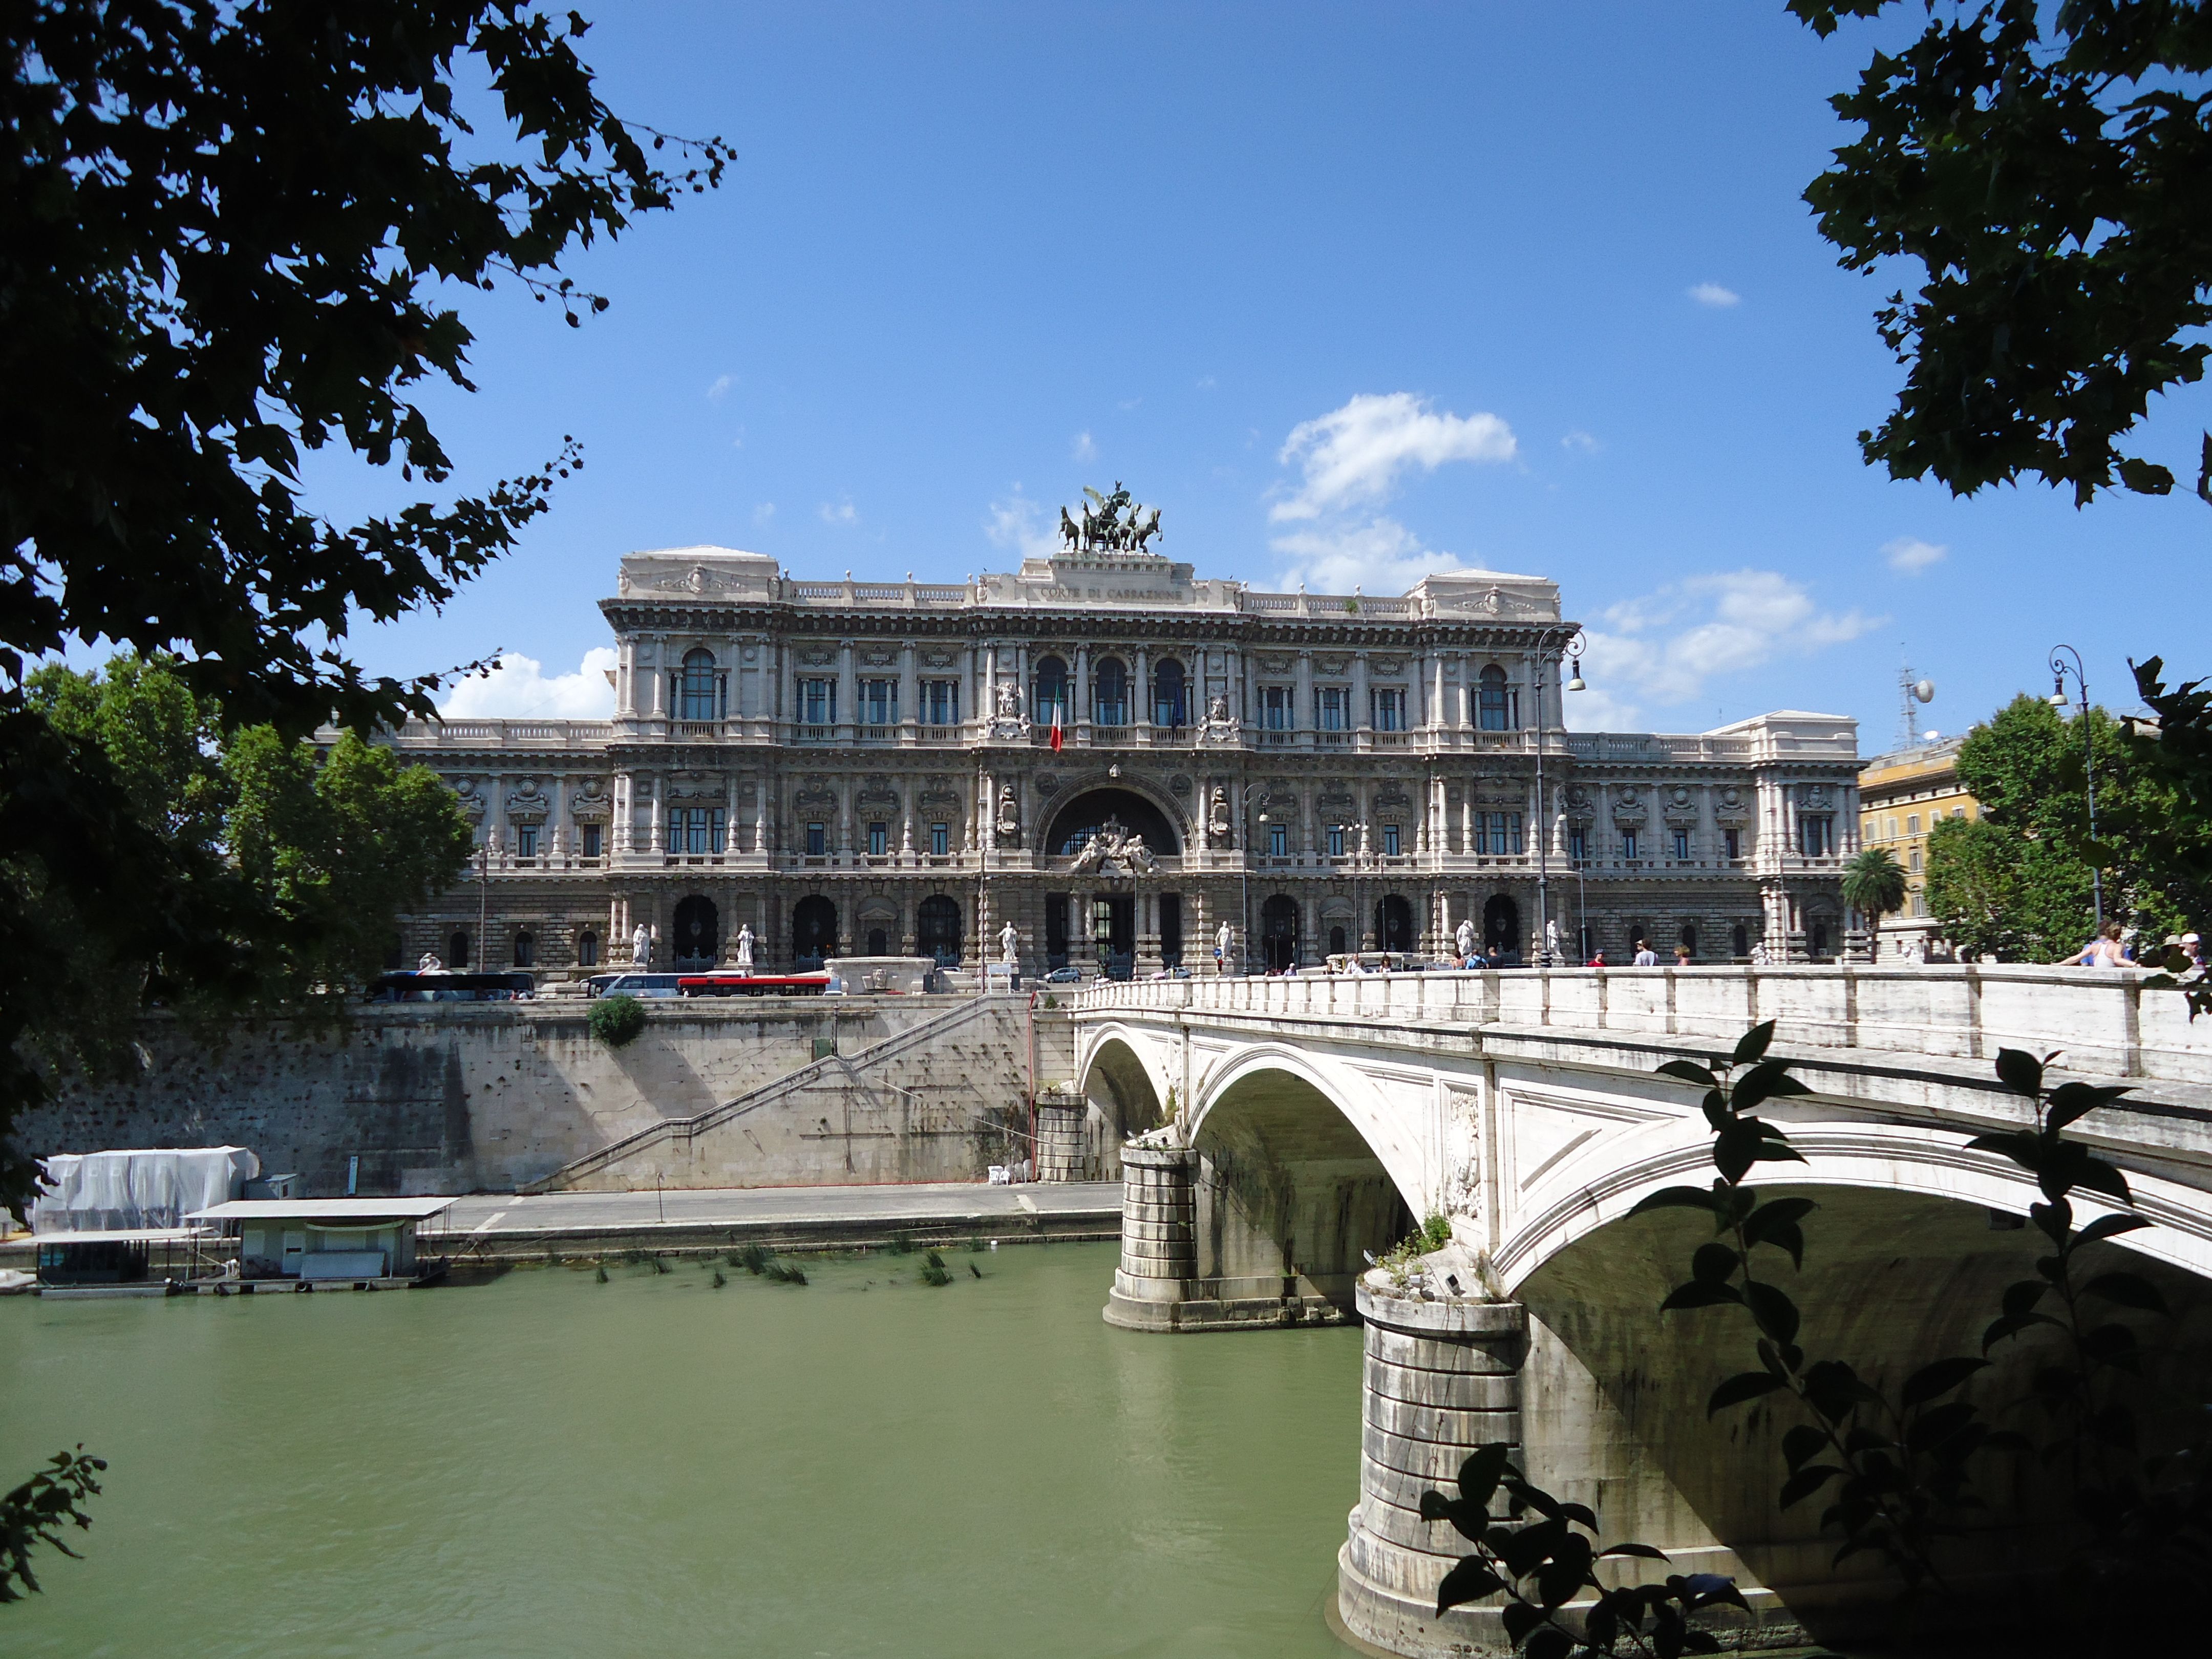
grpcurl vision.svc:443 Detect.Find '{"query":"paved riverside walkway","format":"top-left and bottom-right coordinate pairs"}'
top-left (424, 1180), bottom-right (1123, 1260)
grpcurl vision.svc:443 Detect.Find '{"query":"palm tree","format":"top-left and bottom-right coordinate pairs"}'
top-left (1841, 847), bottom-right (1908, 927)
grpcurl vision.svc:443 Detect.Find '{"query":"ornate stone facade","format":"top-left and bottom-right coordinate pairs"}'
top-left (371, 544), bottom-right (1863, 975)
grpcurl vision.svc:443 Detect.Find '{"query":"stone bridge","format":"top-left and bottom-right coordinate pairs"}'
top-left (1067, 966), bottom-right (2212, 1655)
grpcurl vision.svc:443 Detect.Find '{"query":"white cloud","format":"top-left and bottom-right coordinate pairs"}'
top-left (440, 647), bottom-right (618, 719)
top-left (1196, 375), bottom-right (1217, 390)
top-left (1270, 516), bottom-right (1466, 595)
top-left (753, 502), bottom-right (776, 525)
top-left (707, 374), bottom-right (733, 401)
top-left (1883, 535), bottom-right (1947, 575)
top-left (1566, 570), bottom-right (1882, 730)
top-left (1561, 430), bottom-right (1601, 453)
top-left (985, 487), bottom-right (1058, 559)
top-left (1688, 282), bottom-right (1740, 308)
top-left (1072, 430), bottom-right (1097, 463)
top-left (1272, 392), bottom-right (1516, 521)
top-left (819, 498), bottom-right (857, 526)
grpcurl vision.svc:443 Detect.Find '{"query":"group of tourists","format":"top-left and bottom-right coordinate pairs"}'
top-left (2066, 923), bottom-right (2205, 969)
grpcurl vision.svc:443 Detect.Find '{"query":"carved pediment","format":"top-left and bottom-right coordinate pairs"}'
top-left (1371, 656), bottom-right (1406, 674)
top-left (857, 784), bottom-right (899, 809)
top-left (1662, 785), bottom-right (1700, 826)
top-left (862, 648), bottom-right (897, 668)
top-left (1563, 783), bottom-right (1594, 824)
top-left (794, 785), bottom-right (837, 809)
top-left (1610, 787), bottom-right (1648, 828)
top-left (449, 777), bottom-right (486, 821)
top-left (1317, 657), bottom-right (1349, 676)
top-left (798, 647), bottom-right (837, 667)
top-left (504, 777), bottom-right (549, 822)
top-left (1712, 785), bottom-right (1751, 825)
top-left (922, 648), bottom-right (959, 668)
top-left (667, 771), bottom-right (724, 801)
top-left (1374, 786), bottom-right (1412, 809)
top-left (1802, 782), bottom-right (1836, 812)
top-left (1258, 654), bottom-right (1293, 674)
top-left (918, 787), bottom-right (961, 808)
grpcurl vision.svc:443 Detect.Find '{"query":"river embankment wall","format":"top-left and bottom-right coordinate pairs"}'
top-left (19, 996), bottom-right (1028, 1197)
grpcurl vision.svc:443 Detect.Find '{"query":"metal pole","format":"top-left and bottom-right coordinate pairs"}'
top-left (2050, 645), bottom-right (2103, 931)
top-left (477, 836), bottom-right (489, 969)
top-left (1534, 647), bottom-right (1548, 966)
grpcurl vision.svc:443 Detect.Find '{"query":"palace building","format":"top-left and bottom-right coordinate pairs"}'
top-left (373, 517), bottom-right (1865, 978)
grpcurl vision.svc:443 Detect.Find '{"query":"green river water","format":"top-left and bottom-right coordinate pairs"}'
top-left (0, 1242), bottom-right (1363, 1658)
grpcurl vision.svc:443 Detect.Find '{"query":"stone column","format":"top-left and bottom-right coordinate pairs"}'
top-left (1296, 650), bottom-right (1315, 743)
top-left (779, 641), bottom-right (797, 738)
top-left (1074, 645), bottom-right (1091, 743)
top-left (1135, 644), bottom-right (1151, 738)
top-left (837, 639), bottom-right (858, 742)
top-left (899, 641), bottom-right (919, 743)
top-left (1338, 1287), bottom-right (1528, 1657)
top-left (1102, 1145), bottom-right (1198, 1330)
top-left (647, 774), bottom-right (665, 855)
top-left (1354, 652), bottom-right (1372, 733)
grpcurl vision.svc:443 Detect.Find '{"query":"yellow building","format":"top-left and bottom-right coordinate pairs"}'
top-left (1857, 736), bottom-right (1977, 960)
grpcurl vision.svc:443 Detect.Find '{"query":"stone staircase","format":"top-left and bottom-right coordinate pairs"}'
top-left (522, 993), bottom-right (1031, 1192)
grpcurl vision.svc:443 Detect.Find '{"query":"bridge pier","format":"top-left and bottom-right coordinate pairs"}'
top-left (1337, 1285), bottom-right (1527, 1656)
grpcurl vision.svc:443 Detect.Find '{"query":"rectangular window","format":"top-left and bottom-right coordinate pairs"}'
top-left (1909, 847), bottom-right (1922, 873)
top-left (516, 824), bottom-right (539, 858)
top-left (1906, 813), bottom-right (1920, 835)
top-left (1382, 823), bottom-right (1402, 857)
top-left (1476, 813), bottom-right (1524, 855)
top-left (1800, 816), bottom-right (1834, 857)
top-left (1267, 822), bottom-right (1288, 857)
top-left (861, 679), bottom-right (896, 727)
top-left (806, 821), bottom-right (826, 857)
top-left (674, 808), bottom-right (725, 855)
top-left (1327, 824), bottom-right (1346, 858)
top-left (581, 823), bottom-right (603, 859)
top-left (1911, 892), bottom-right (1927, 917)
top-left (1886, 816), bottom-right (1898, 840)
top-left (922, 680), bottom-right (959, 726)
top-left (1622, 830), bottom-right (1639, 861)
top-left (1568, 826), bottom-right (1588, 864)
top-left (1318, 687), bottom-right (1349, 731)
top-left (1722, 826), bottom-right (1740, 860)
top-left (800, 678), bottom-right (835, 726)
top-left (1372, 689), bottom-right (1406, 732)
top-left (1672, 829), bottom-right (1690, 861)
top-left (868, 821), bottom-right (888, 857)
top-left (930, 822), bottom-right (949, 858)
top-left (1262, 686), bottom-right (1293, 731)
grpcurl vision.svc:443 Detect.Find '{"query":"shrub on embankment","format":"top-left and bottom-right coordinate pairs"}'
top-left (587, 993), bottom-right (646, 1049)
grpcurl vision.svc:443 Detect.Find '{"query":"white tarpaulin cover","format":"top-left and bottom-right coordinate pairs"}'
top-left (32, 1147), bottom-right (259, 1233)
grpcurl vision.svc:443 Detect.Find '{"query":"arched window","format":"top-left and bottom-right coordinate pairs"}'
top-left (917, 895), bottom-right (962, 966)
top-left (513, 930), bottom-right (536, 968)
top-left (680, 649), bottom-right (718, 721)
top-left (1478, 665), bottom-right (1517, 731)
top-left (866, 926), bottom-right (888, 956)
top-left (449, 929), bottom-right (472, 969)
top-left (1033, 656), bottom-right (1069, 725)
top-left (1152, 658), bottom-right (1186, 728)
top-left (1679, 923), bottom-right (1697, 958)
top-left (1732, 924), bottom-right (1749, 959)
top-left (1093, 657), bottom-right (1128, 726)
top-left (578, 929), bottom-right (600, 968)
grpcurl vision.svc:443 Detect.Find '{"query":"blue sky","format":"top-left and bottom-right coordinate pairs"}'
top-left (332, 2), bottom-right (2210, 747)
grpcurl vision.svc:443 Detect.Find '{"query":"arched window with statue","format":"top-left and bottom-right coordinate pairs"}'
top-left (679, 648), bottom-right (719, 721)
top-left (1478, 664), bottom-right (1518, 731)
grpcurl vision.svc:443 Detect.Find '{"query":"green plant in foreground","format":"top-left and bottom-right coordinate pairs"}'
top-left (587, 992), bottom-right (647, 1048)
top-left (0, 1448), bottom-right (104, 1602)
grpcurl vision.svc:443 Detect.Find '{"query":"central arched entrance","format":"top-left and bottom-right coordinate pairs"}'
top-left (916, 895), bottom-right (962, 965)
top-left (672, 895), bottom-right (719, 969)
top-left (791, 895), bottom-right (837, 967)
top-left (1260, 894), bottom-right (1299, 972)
top-left (1041, 786), bottom-right (1181, 856)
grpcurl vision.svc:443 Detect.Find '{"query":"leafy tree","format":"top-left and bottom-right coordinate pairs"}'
top-left (588, 992), bottom-right (646, 1049)
top-left (0, 2), bottom-right (726, 1219)
top-left (1789, 1), bottom-right (2212, 506)
top-left (1922, 693), bottom-right (2205, 958)
top-left (0, 1449), bottom-right (103, 1603)
top-left (22, 655), bottom-right (473, 1076)
top-left (1841, 845), bottom-right (1909, 923)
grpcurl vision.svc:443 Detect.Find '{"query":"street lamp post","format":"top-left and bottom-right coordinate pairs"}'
top-left (1527, 626), bottom-right (1587, 965)
top-left (2049, 644), bottom-right (2105, 932)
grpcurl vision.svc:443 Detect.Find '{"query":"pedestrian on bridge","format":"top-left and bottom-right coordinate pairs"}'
top-left (1633, 939), bottom-right (1660, 967)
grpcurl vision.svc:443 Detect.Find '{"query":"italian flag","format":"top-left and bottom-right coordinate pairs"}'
top-left (1050, 709), bottom-right (1063, 752)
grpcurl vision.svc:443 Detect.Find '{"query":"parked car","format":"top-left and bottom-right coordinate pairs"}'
top-left (1149, 967), bottom-right (1193, 980)
top-left (365, 971), bottom-right (534, 1003)
top-left (1041, 966), bottom-right (1083, 984)
top-left (586, 973), bottom-right (683, 999)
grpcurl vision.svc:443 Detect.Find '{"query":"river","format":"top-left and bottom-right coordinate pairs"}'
top-left (0, 1242), bottom-right (1363, 1657)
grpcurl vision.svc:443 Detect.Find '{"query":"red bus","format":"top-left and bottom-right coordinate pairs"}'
top-left (676, 973), bottom-right (832, 998)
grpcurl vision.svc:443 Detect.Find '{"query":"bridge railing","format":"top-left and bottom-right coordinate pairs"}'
top-left (1068, 965), bottom-right (2212, 1084)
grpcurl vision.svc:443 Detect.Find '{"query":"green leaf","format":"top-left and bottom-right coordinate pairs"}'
top-left (1777, 1464), bottom-right (1842, 1508)
top-left (1600, 1542), bottom-right (1670, 1560)
top-left (1993, 1048), bottom-right (2046, 1097)
top-left (1731, 1060), bottom-right (1811, 1115)
top-left (1964, 1130), bottom-right (2042, 1171)
top-left (1659, 1280), bottom-right (1743, 1312)
top-left (1743, 1197), bottom-right (1816, 1268)
top-left (1732, 1023), bottom-right (1776, 1066)
top-left (1524, 1628), bottom-right (1571, 1659)
top-left (2046, 1080), bottom-right (2130, 1132)
top-left (1654, 1059), bottom-right (1718, 1088)
top-left (1500, 1600), bottom-right (1545, 1643)
top-left (1781, 1423), bottom-right (1827, 1472)
top-left (1456, 1444), bottom-right (1512, 1510)
top-left (1742, 1280), bottom-right (1801, 1345)
top-left (1900, 1356), bottom-right (1986, 1408)
top-left (2081, 1272), bottom-right (2168, 1315)
top-left (1708, 1371), bottom-right (1786, 1414)
top-left (1690, 1242), bottom-right (1739, 1284)
top-left (2074, 1212), bottom-right (2151, 1245)
top-left (1434, 1557), bottom-right (1505, 1614)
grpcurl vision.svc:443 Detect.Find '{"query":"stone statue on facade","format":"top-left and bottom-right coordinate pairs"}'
top-left (999, 920), bottom-right (1019, 965)
top-left (734, 923), bottom-right (755, 975)
top-left (996, 676), bottom-right (1020, 718)
top-left (995, 784), bottom-right (1021, 840)
top-left (1206, 786), bottom-right (1231, 846)
top-left (417, 951), bottom-right (444, 974)
top-left (1545, 918), bottom-right (1560, 962)
top-left (1197, 690), bottom-right (1239, 748)
top-left (1070, 815), bottom-right (1156, 876)
top-left (1455, 918), bottom-right (1476, 962)
top-left (1216, 920), bottom-right (1233, 968)
top-left (631, 922), bottom-right (652, 967)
